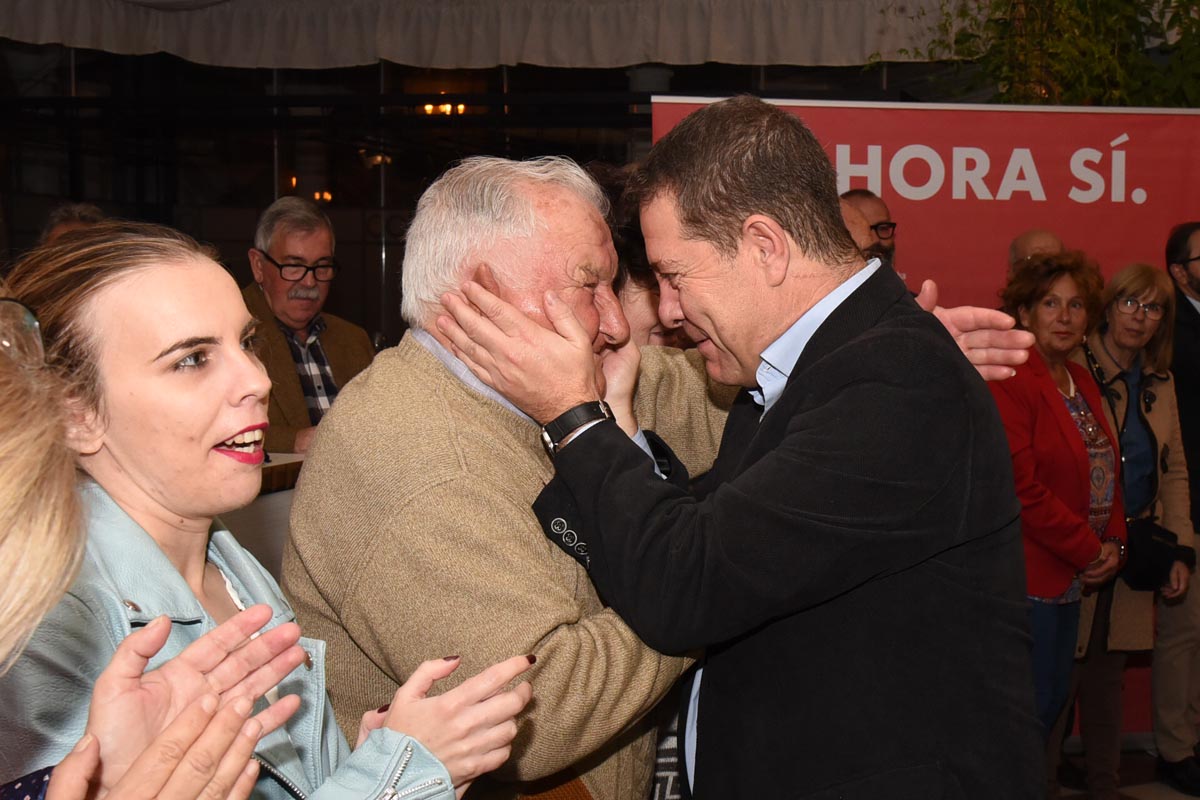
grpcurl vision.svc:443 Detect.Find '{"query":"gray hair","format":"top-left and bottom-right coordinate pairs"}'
top-left (401, 156), bottom-right (609, 329)
top-left (253, 196), bottom-right (335, 253)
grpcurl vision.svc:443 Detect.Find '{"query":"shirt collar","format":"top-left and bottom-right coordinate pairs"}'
top-left (411, 328), bottom-right (533, 422)
top-left (277, 314), bottom-right (326, 345)
top-left (749, 260), bottom-right (880, 414)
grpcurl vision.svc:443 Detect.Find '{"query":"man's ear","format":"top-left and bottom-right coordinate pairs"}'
top-left (248, 248), bottom-right (265, 285)
top-left (741, 215), bottom-right (790, 287)
top-left (64, 396), bottom-right (105, 456)
top-left (1169, 262), bottom-right (1187, 288)
top-left (471, 262), bottom-right (502, 295)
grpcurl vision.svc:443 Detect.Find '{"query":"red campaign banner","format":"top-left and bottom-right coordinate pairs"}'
top-left (652, 96), bottom-right (1200, 309)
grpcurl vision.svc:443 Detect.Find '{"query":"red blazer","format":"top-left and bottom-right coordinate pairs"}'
top-left (990, 347), bottom-right (1127, 597)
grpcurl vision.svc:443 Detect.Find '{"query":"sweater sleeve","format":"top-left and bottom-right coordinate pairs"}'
top-left (633, 346), bottom-right (736, 477)
top-left (335, 477), bottom-right (690, 783)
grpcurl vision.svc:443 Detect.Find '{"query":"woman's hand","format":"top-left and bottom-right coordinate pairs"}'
top-left (600, 340), bottom-right (641, 437)
top-left (379, 655), bottom-right (534, 794)
top-left (85, 605), bottom-right (305, 793)
top-left (1162, 561), bottom-right (1191, 599)
top-left (49, 693), bottom-right (263, 800)
top-left (1081, 541), bottom-right (1121, 587)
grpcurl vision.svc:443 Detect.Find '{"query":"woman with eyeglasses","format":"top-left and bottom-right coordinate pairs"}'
top-left (990, 251), bottom-right (1127, 757)
top-left (1063, 263), bottom-right (1196, 799)
top-left (0, 222), bottom-right (533, 800)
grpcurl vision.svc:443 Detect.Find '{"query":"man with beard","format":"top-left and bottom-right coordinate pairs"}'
top-left (840, 188), bottom-right (896, 269)
top-left (244, 196), bottom-right (374, 453)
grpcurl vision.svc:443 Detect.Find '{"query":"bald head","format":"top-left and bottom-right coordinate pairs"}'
top-left (1009, 229), bottom-right (1063, 270)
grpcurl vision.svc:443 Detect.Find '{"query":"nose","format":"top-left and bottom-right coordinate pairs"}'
top-left (237, 346), bottom-right (272, 405)
top-left (596, 284), bottom-right (630, 347)
top-left (298, 268), bottom-right (319, 287)
top-left (657, 280), bottom-right (684, 331)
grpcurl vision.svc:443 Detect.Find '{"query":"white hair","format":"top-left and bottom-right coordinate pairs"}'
top-left (400, 156), bottom-right (609, 328)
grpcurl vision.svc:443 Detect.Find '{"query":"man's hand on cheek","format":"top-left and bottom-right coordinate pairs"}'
top-left (438, 282), bottom-right (602, 424)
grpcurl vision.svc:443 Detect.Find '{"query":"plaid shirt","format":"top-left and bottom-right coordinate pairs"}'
top-left (279, 315), bottom-right (339, 425)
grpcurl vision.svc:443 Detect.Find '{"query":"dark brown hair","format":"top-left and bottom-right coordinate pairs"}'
top-left (625, 95), bottom-right (859, 270)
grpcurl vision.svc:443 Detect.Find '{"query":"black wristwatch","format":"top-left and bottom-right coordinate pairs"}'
top-left (540, 400), bottom-right (612, 456)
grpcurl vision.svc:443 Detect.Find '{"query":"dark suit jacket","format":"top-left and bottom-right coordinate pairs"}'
top-left (989, 348), bottom-right (1126, 597)
top-left (241, 284), bottom-right (375, 452)
top-left (1172, 286), bottom-right (1200, 530)
top-left (533, 267), bottom-right (1041, 799)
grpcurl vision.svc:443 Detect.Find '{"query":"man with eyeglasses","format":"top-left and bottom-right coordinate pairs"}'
top-left (244, 196), bottom-right (374, 453)
top-left (840, 188), bottom-right (896, 269)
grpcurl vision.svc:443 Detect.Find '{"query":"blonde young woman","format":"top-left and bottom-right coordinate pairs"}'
top-left (0, 293), bottom-right (308, 800)
top-left (1068, 263), bottom-right (1195, 799)
top-left (0, 223), bottom-right (533, 800)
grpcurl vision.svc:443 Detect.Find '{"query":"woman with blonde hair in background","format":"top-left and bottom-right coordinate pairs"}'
top-left (1066, 263), bottom-right (1195, 799)
top-left (0, 222), bottom-right (533, 800)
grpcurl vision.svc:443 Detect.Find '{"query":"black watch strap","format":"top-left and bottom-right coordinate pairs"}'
top-left (541, 400), bottom-right (612, 455)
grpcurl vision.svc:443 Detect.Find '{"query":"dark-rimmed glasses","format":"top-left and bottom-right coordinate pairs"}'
top-left (869, 222), bottom-right (897, 239)
top-left (254, 249), bottom-right (338, 282)
top-left (1115, 296), bottom-right (1165, 321)
top-left (0, 298), bottom-right (44, 367)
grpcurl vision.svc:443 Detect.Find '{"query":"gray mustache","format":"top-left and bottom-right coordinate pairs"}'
top-left (288, 285), bottom-right (322, 301)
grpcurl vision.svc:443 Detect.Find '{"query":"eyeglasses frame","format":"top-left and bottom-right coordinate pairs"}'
top-left (869, 221), bottom-right (897, 240)
top-left (1114, 295), bottom-right (1166, 321)
top-left (254, 248), bottom-right (338, 283)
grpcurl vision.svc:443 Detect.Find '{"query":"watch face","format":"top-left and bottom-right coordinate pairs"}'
top-left (540, 427), bottom-right (556, 457)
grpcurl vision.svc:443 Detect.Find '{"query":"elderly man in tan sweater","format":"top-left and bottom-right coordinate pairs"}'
top-left (281, 156), bottom-right (731, 800)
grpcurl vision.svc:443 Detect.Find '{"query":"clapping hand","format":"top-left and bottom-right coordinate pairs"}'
top-left (358, 655), bottom-right (535, 799)
top-left (77, 604), bottom-right (305, 796)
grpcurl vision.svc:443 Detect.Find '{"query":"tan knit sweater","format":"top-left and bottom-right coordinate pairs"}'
top-left (283, 335), bottom-right (713, 800)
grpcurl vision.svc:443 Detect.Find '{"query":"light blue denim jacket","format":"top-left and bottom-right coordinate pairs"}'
top-left (0, 481), bottom-right (454, 800)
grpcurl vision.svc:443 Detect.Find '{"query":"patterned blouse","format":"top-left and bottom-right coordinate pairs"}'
top-left (1031, 388), bottom-right (1116, 604)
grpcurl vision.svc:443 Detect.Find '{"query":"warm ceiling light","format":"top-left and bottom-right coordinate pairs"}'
top-left (290, 176), bottom-right (297, 188)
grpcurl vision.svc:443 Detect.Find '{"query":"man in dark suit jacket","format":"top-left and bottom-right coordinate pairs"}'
top-left (1166, 221), bottom-right (1200, 530)
top-left (1154, 221), bottom-right (1200, 791)
top-left (438, 96), bottom-right (1041, 799)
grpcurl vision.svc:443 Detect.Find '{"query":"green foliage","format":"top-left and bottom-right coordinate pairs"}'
top-left (900, 0), bottom-right (1200, 106)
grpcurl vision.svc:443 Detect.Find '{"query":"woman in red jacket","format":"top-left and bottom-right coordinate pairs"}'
top-left (991, 251), bottom-right (1127, 741)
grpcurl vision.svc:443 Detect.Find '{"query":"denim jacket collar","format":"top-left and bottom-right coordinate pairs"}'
top-left (79, 479), bottom-right (295, 631)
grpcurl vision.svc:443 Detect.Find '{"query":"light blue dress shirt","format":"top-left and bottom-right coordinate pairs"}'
top-left (683, 260), bottom-right (880, 789)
